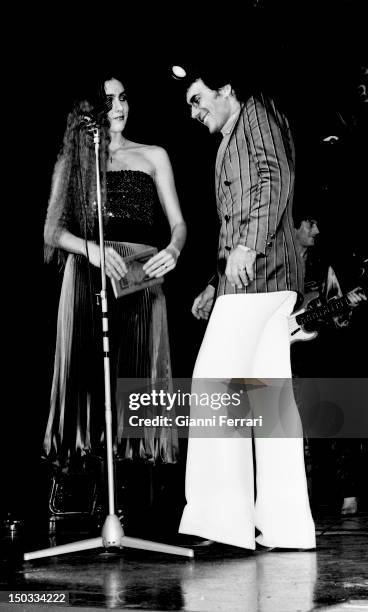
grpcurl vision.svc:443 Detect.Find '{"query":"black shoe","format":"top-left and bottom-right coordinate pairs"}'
top-left (256, 543), bottom-right (315, 552)
top-left (255, 543), bottom-right (275, 552)
top-left (175, 534), bottom-right (215, 548)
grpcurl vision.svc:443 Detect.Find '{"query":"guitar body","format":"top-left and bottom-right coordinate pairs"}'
top-left (289, 291), bottom-right (320, 344)
top-left (289, 259), bottom-right (367, 345)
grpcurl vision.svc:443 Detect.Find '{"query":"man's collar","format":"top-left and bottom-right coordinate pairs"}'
top-left (221, 106), bottom-right (241, 136)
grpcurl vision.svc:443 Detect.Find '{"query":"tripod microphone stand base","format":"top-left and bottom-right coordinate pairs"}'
top-left (24, 513), bottom-right (194, 561)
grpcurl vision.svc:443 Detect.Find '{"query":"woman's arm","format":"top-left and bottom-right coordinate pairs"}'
top-left (50, 230), bottom-right (127, 281)
top-left (143, 147), bottom-right (187, 278)
top-left (49, 229), bottom-right (87, 257)
top-left (44, 158), bottom-right (126, 281)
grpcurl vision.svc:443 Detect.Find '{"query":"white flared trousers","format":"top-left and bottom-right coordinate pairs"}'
top-left (179, 291), bottom-right (316, 549)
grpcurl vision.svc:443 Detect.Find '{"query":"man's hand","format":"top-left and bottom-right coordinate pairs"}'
top-left (191, 285), bottom-right (215, 320)
top-left (347, 287), bottom-right (367, 307)
top-left (333, 287), bottom-right (366, 328)
top-left (225, 246), bottom-right (257, 288)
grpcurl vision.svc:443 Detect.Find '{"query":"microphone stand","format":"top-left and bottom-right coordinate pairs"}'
top-left (24, 122), bottom-right (193, 561)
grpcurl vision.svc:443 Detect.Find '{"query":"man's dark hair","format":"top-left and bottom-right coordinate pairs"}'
top-left (174, 57), bottom-right (255, 103)
top-left (293, 209), bottom-right (320, 229)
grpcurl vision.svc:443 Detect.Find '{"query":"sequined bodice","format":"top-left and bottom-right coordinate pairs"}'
top-left (94, 170), bottom-right (165, 246)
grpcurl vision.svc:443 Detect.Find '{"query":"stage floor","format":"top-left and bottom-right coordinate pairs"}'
top-left (1, 512), bottom-right (367, 612)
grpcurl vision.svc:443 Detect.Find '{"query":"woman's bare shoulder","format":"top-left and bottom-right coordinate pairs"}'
top-left (129, 142), bottom-right (167, 155)
top-left (141, 144), bottom-right (170, 165)
top-left (120, 142), bottom-right (170, 173)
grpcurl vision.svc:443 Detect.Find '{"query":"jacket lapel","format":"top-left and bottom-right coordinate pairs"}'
top-left (215, 105), bottom-right (244, 203)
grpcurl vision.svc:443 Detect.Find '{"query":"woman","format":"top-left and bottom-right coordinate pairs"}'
top-left (43, 75), bottom-right (186, 478)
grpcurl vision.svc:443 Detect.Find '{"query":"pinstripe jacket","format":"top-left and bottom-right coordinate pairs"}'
top-left (214, 93), bottom-right (303, 296)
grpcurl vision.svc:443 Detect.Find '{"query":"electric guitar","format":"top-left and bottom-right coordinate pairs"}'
top-left (289, 287), bottom-right (366, 344)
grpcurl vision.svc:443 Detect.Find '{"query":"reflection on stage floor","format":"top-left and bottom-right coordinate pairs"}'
top-left (1, 512), bottom-right (367, 611)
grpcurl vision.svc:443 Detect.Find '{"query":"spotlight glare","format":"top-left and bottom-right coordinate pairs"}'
top-left (323, 135), bottom-right (339, 143)
top-left (171, 65), bottom-right (187, 80)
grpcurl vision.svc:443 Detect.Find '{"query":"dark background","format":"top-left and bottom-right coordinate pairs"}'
top-left (1, 1), bottom-right (366, 521)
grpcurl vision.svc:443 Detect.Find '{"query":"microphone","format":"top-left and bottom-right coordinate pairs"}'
top-left (78, 112), bottom-right (101, 131)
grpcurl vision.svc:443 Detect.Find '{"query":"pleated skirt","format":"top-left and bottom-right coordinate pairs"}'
top-left (43, 242), bottom-right (179, 467)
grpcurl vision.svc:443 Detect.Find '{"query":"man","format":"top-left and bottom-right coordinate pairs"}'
top-left (293, 213), bottom-right (366, 327)
top-left (295, 217), bottom-right (320, 253)
top-left (176, 65), bottom-right (316, 550)
top-left (292, 213), bottom-right (366, 517)
top-left (294, 216), bottom-right (322, 295)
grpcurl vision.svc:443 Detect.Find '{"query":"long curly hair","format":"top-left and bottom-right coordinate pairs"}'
top-left (44, 90), bottom-right (112, 266)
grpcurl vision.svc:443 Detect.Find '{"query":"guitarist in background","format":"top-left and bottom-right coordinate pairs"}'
top-left (291, 211), bottom-right (367, 516)
top-left (294, 215), bottom-right (365, 319)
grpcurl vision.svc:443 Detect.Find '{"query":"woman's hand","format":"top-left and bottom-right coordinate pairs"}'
top-left (143, 245), bottom-right (179, 278)
top-left (86, 243), bottom-right (127, 280)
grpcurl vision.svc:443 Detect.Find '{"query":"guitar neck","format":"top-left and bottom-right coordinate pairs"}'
top-left (296, 294), bottom-right (351, 326)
